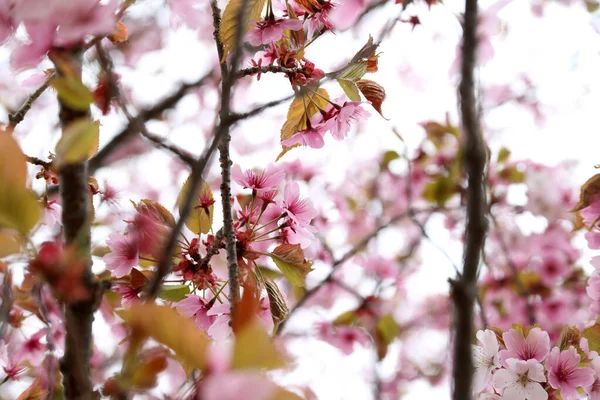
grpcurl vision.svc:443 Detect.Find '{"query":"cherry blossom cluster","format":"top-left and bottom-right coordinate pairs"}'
top-left (472, 326), bottom-right (600, 400)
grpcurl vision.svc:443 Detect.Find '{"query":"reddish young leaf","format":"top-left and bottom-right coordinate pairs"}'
top-left (356, 79), bottom-right (386, 118)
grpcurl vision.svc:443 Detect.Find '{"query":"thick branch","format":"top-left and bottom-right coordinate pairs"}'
top-left (53, 48), bottom-right (99, 400)
top-left (451, 1), bottom-right (489, 399)
top-left (212, 0), bottom-right (250, 315)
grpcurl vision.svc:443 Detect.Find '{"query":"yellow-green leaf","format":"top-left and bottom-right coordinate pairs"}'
top-left (219, 0), bottom-right (267, 60)
top-left (376, 315), bottom-right (400, 345)
top-left (0, 229), bottom-right (22, 257)
top-left (0, 132), bottom-right (27, 186)
top-left (159, 284), bottom-right (191, 302)
top-left (582, 323), bottom-right (600, 353)
top-left (337, 80), bottom-right (361, 102)
top-left (269, 244), bottom-right (313, 287)
top-left (178, 175), bottom-right (214, 235)
top-left (422, 176), bottom-right (457, 206)
top-left (277, 88), bottom-right (330, 161)
top-left (118, 304), bottom-right (210, 370)
top-left (55, 118), bottom-right (100, 167)
top-left (232, 319), bottom-right (287, 370)
top-left (0, 186), bottom-right (41, 233)
top-left (50, 75), bottom-right (94, 111)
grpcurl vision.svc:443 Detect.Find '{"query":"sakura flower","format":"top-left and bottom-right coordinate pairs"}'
top-left (281, 117), bottom-right (328, 149)
top-left (112, 284), bottom-right (140, 307)
top-left (546, 346), bottom-right (594, 400)
top-left (472, 329), bottom-right (501, 393)
top-left (325, 101), bottom-right (370, 141)
top-left (103, 232), bottom-right (139, 278)
top-left (587, 231), bottom-right (600, 250)
top-left (328, 0), bottom-right (365, 31)
top-left (584, 356), bottom-right (600, 399)
top-left (175, 294), bottom-right (215, 332)
top-left (281, 181), bottom-right (318, 228)
top-left (246, 17), bottom-right (303, 46)
top-left (43, 200), bottom-right (62, 227)
top-left (493, 358), bottom-right (548, 400)
top-left (586, 272), bottom-right (600, 314)
top-left (499, 327), bottom-right (550, 364)
top-left (316, 322), bottom-right (370, 355)
top-left (232, 164), bottom-right (285, 192)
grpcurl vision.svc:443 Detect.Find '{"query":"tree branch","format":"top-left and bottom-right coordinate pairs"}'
top-left (7, 74), bottom-right (53, 132)
top-left (52, 48), bottom-right (100, 400)
top-left (212, 0), bottom-right (250, 315)
top-left (451, 0), bottom-right (489, 398)
top-left (276, 207), bottom-right (438, 335)
top-left (236, 65), bottom-right (299, 79)
top-left (88, 71), bottom-right (215, 174)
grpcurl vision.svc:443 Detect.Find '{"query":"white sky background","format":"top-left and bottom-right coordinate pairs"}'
top-left (4, 0), bottom-right (600, 398)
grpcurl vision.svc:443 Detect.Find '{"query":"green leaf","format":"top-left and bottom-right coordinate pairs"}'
top-left (376, 315), bottom-right (400, 345)
top-left (0, 230), bottom-right (22, 258)
top-left (159, 284), bottom-right (191, 302)
top-left (119, 304), bottom-right (210, 370)
top-left (582, 323), bottom-right (600, 353)
top-left (0, 133), bottom-right (27, 186)
top-left (269, 244), bottom-right (313, 287)
top-left (50, 75), bottom-right (94, 111)
top-left (232, 319), bottom-right (287, 370)
top-left (337, 80), bottom-right (361, 102)
top-left (497, 147), bottom-right (511, 163)
top-left (0, 186), bottom-right (41, 233)
top-left (219, 0), bottom-right (267, 60)
top-left (55, 118), bottom-right (100, 167)
top-left (178, 175), bottom-right (214, 235)
top-left (422, 176), bottom-right (457, 206)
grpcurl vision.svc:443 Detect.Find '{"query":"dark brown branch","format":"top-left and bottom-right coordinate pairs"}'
top-left (88, 71), bottom-right (215, 174)
top-left (451, 0), bottom-right (489, 399)
top-left (52, 48), bottom-right (100, 400)
top-left (212, 0), bottom-right (250, 315)
top-left (0, 270), bottom-right (12, 342)
top-left (95, 42), bottom-right (196, 167)
top-left (237, 65), bottom-right (299, 79)
top-left (26, 155), bottom-right (52, 169)
top-left (7, 74), bottom-right (53, 131)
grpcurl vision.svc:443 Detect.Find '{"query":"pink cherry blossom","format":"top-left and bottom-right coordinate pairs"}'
top-left (232, 164), bottom-right (285, 192)
top-left (587, 231), bottom-right (600, 250)
top-left (585, 356), bottom-right (600, 399)
top-left (328, 0), bottom-right (365, 31)
top-left (546, 346), bottom-right (594, 400)
top-left (43, 200), bottom-right (62, 227)
top-left (325, 101), bottom-right (370, 141)
top-left (281, 181), bottom-right (318, 228)
top-left (472, 329), bottom-right (501, 393)
top-left (499, 327), bottom-right (550, 364)
top-left (111, 285), bottom-right (140, 307)
top-left (493, 358), bottom-right (548, 400)
top-left (103, 232), bottom-right (139, 278)
top-left (201, 371), bottom-right (277, 400)
top-left (246, 17), bottom-right (303, 46)
top-left (281, 118), bottom-right (328, 149)
top-left (174, 294), bottom-right (215, 332)
top-left (587, 273), bottom-right (600, 314)
top-left (316, 322), bottom-right (370, 355)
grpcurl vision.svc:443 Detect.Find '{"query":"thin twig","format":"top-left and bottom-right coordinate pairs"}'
top-left (95, 42), bottom-right (196, 166)
top-left (276, 207), bottom-right (438, 335)
top-left (227, 93), bottom-right (295, 123)
top-left (451, 0), bottom-right (488, 399)
top-left (88, 71), bottom-right (215, 174)
top-left (7, 75), bottom-right (53, 131)
top-left (26, 155), bottom-right (52, 169)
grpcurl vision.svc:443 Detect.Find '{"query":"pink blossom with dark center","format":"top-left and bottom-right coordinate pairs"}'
top-left (231, 164), bottom-right (285, 192)
top-left (546, 346), bottom-right (594, 400)
top-left (499, 327), bottom-right (550, 364)
top-left (103, 232), bottom-right (139, 278)
top-left (246, 17), bottom-right (303, 46)
top-left (281, 181), bottom-right (317, 229)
